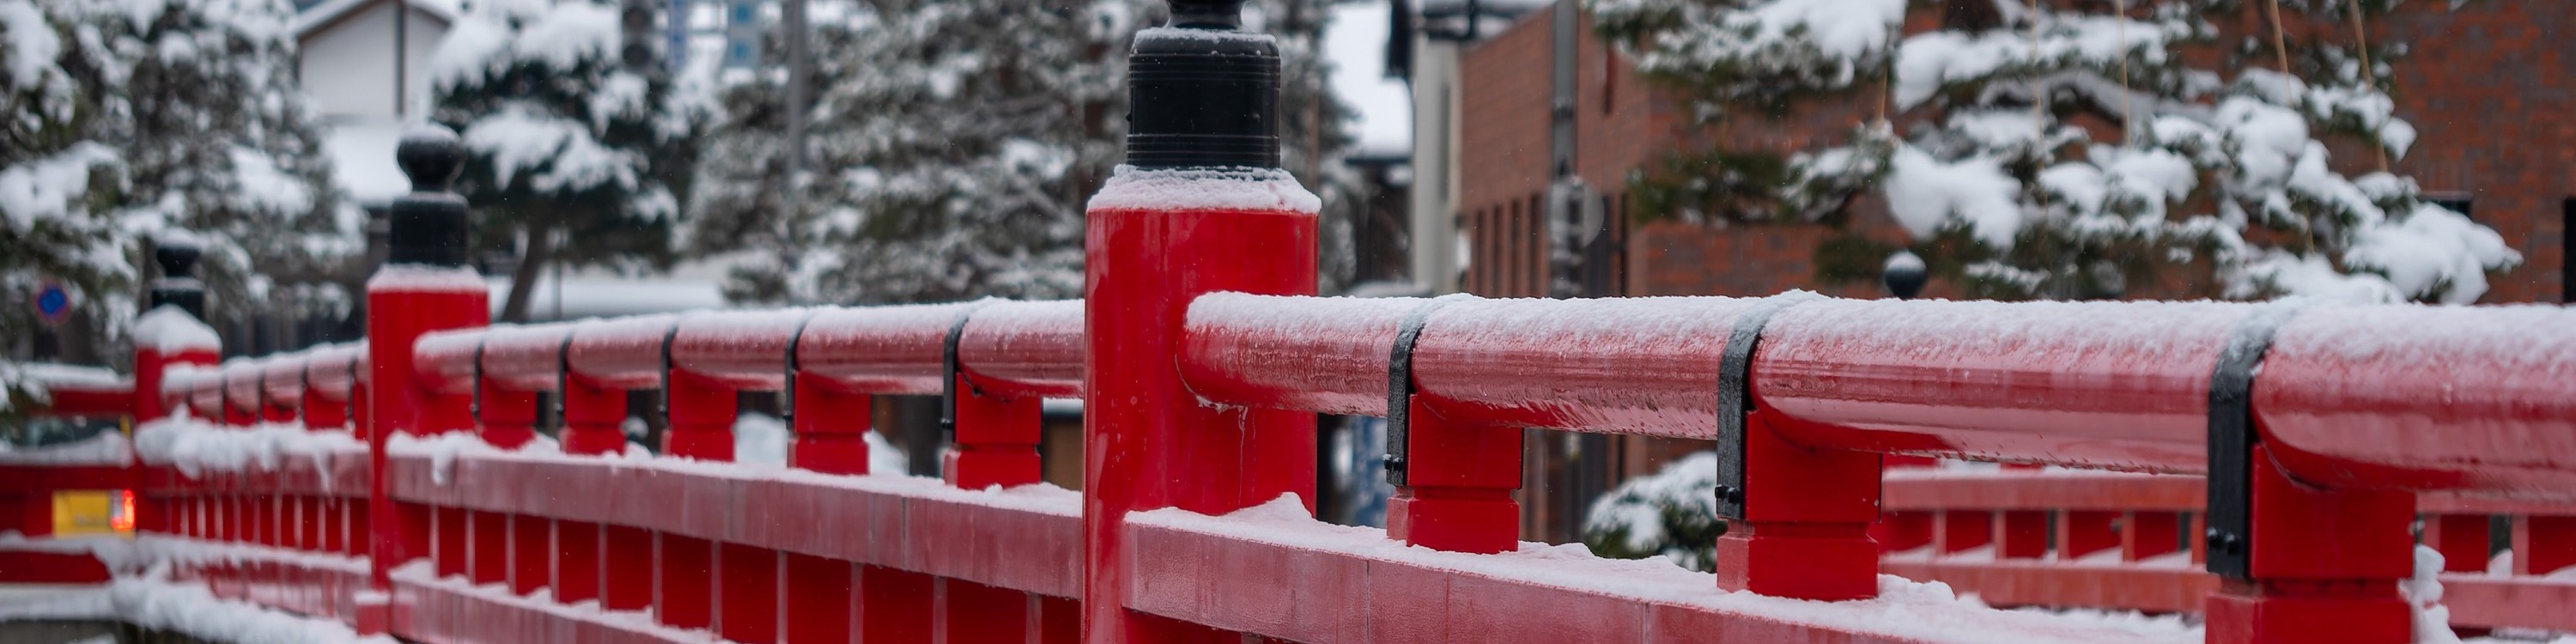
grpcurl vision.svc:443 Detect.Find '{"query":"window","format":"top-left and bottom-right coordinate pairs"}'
top-left (729, 1), bottom-right (755, 24)
top-left (2428, 196), bottom-right (2473, 220)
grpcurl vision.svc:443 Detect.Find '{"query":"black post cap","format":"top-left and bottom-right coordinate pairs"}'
top-left (389, 125), bottom-right (471, 267)
top-left (148, 235), bottom-right (207, 318)
top-left (1884, 251), bottom-right (1928, 301)
top-left (1168, 0), bottom-right (1244, 27)
top-left (153, 238), bottom-right (201, 279)
top-left (1127, 0), bottom-right (1280, 169)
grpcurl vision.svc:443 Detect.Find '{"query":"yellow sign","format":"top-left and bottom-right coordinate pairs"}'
top-left (52, 489), bottom-right (134, 537)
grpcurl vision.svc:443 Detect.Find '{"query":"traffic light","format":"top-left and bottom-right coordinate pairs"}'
top-left (621, 0), bottom-right (656, 71)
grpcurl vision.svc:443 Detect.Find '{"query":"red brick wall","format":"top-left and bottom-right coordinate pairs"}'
top-left (1460, 2), bottom-right (2575, 304)
top-left (2379, 2), bottom-right (2576, 303)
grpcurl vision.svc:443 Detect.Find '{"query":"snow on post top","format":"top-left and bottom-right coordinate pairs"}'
top-left (131, 306), bottom-right (222, 354)
top-left (397, 125), bottom-right (465, 194)
top-left (1086, 165), bottom-right (1321, 215)
top-left (1133, 26), bottom-right (1277, 48)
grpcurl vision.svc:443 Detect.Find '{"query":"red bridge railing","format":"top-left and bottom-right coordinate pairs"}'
top-left (11, 3), bottom-right (2576, 643)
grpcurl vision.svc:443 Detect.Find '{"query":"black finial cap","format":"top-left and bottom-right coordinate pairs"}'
top-left (398, 126), bottom-right (466, 193)
top-left (154, 238), bottom-right (201, 279)
top-left (1884, 251), bottom-right (1929, 301)
top-left (148, 235), bottom-right (206, 318)
top-left (1168, 0), bottom-right (1245, 27)
top-left (389, 125), bottom-right (471, 267)
top-left (1127, 1), bottom-right (1280, 169)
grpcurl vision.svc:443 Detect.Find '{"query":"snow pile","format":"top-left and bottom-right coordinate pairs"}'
top-left (733, 412), bottom-right (910, 473)
top-left (132, 416), bottom-right (365, 481)
top-left (131, 305), bottom-right (222, 354)
top-left (389, 430), bottom-right (566, 485)
top-left (735, 412), bottom-right (790, 466)
top-left (1582, 452), bottom-right (1722, 570)
top-left (0, 565), bottom-right (393, 644)
top-left (2403, 544), bottom-right (2464, 644)
top-left (1087, 165), bottom-right (1323, 216)
top-left (0, 430), bottom-right (131, 465)
top-left (1136, 494), bottom-right (2196, 643)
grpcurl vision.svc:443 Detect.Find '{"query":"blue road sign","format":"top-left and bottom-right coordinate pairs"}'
top-left (34, 281), bottom-right (70, 326)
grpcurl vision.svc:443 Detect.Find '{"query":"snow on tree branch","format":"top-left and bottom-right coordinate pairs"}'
top-left (1595, 0), bottom-right (2517, 302)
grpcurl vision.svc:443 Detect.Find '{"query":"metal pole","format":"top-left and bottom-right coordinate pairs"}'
top-left (781, 0), bottom-right (809, 302)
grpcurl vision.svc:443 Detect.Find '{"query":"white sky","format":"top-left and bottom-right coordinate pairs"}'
top-left (1324, 0), bottom-right (1412, 159)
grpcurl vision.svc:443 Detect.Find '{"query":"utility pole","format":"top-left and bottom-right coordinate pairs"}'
top-left (781, 0), bottom-right (810, 305)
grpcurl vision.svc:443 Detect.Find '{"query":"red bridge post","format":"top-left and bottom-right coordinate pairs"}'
top-left (1714, 410), bottom-right (1882, 600)
top-left (358, 126), bottom-right (491, 635)
top-left (2203, 444), bottom-right (2415, 644)
top-left (1385, 396), bottom-right (1522, 555)
top-left (131, 240), bottom-right (219, 538)
top-left (1085, 0), bottom-right (1318, 641)
top-left (659, 367), bottom-right (732, 633)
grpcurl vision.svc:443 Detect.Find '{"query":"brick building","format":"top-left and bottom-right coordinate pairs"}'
top-left (1456, 2), bottom-right (2573, 302)
top-left (1446, 1), bottom-right (2576, 541)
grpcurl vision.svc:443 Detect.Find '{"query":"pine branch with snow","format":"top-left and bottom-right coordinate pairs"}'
top-left (3, 0), bottom-right (346, 406)
top-left (1594, 0), bottom-right (2517, 302)
top-left (430, 0), bottom-right (709, 320)
top-left (684, 0), bottom-right (1365, 305)
top-left (1581, 452), bottom-right (1723, 572)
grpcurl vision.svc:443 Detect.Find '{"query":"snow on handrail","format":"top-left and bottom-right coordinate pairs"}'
top-left (1182, 293), bottom-right (1787, 436)
top-left (956, 300), bottom-right (1084, 398)
top-left (791, 301), bottom-right (977, 396)
top-left (1182, 293), bottom-right (2576, 496)
top-left (301, 343), bottom-right (365, 401)
top-left (400, 300), bottom-right (1087, 400)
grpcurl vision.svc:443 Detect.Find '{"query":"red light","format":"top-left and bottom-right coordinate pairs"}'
top-left (111, 489), bottom-right (136, 532)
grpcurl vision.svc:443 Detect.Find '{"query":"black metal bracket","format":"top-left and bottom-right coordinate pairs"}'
top-left (469, 336), bottom-right (488, 421)
top-left (781, 313), bottom-right (817, 428)
top-left (1714, 297), bottom-right (1806, 521)
top-left (1384, 295), bottom-right (1469, 488)
top-left (2204, 302), bottom-right (2306, 580)
top-left (939, 302), bottom-right (997, 446)
top-left (555, 331), bottom-right (576, 430)
top-left (658, 322), bottom-right (683, 420)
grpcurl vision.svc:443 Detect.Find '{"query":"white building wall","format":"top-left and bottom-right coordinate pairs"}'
top-left (1407, 39), bottom-right (1464, 295)
top-left (299, 1), bottom-right (447, 119)
top-left (402, 6), bottom-right (445, 116)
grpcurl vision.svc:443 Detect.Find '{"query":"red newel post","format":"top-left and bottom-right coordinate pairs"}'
top-left (560, 372), bottom-right (629, 455)
top-left (357, 126), bottom-right (490, 635)
top-left (131, 240), bottom-right (220, 538)
top-left (789, 370), bottom-right (871, 474)
top-left (944, 370), bottom-right (1042, 490)
top-left (1713, 410), bottom-right (1882, 600)
top-left (1084, 1), bottom-right (1318, 640)
top-left (2204, 444), bottom-right (2415, 644)
top-left (1384, 396), bottom-right (1522, 554)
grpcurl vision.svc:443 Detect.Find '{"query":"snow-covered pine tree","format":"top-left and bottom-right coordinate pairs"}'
top-left (3, 0), bottom-right (343, 411)
top-left (430, 0), bottom-right (708, 320)
top-left (73, 0), bottom-right (353, 324)
top-left (686, 0), bottom-right (1364, 305)
top-left (3, 0), bottom-right (126, 416)
top-left (1592, 0), bottom-right (2516, 302)
top-left (1581, 452), bottom-right (1723, 571)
